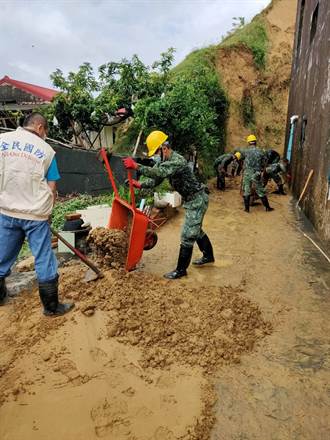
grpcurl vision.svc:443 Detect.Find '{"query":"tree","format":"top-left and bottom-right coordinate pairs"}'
top-left (45, 47), bottom-right (228, 174)
top-left (48, 50), bottom-right (175, 146)
top-left (133, 59), bottom-right (229, 175)
top-left (49, 63), bottom-right (99, 144)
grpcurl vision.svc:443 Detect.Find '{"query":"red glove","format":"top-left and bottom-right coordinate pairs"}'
top-left (125, 179), bottom-right (142, 189)
top-left (131, 179), bottom-right (142, 189)
top-left (123, 157), bottom-right (138, 170)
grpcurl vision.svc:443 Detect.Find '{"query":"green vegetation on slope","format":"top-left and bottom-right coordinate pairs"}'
top-left (171, 46), bottom-right (217, 76)
top-left (220, 17), bottom-right (269, 69)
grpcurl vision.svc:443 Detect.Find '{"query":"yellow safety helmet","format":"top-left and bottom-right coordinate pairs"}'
top-left (146, 130), bottom-right (168, 157)
top-left (234, 152), bottom-right (241, 160)
top-left (246, 134), bottom-right (257, 144)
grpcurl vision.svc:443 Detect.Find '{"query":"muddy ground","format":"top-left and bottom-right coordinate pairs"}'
top-left (0, 178), bottom-right (329, 439)
top-left (143, 178), bottom-right (330, 440)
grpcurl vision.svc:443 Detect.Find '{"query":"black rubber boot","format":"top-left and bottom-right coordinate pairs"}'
top-left (274, 184), bottom-right (286, 195)
top-left (192, 234), bottom-right (215, 265)
top-left (243, 196), bottom-right (250, 212)
top-left (39, 277), bottom-right (74, 316)
top-left (164, 245), bottom-right (193, 279)
top-left (261, 196), bottom-right (274, 211)
top-left (217, 174), bottom-right (225, 191)
top-left (0, 278), bottom-right (7, 306)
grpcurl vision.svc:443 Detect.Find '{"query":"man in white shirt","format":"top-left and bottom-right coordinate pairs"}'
top-left (0, 113), bottom-right (74, 316)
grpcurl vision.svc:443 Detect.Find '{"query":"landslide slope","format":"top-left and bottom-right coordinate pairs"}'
top-left (176, 0), bottom-right (298, 153)
top-left (219, 0), bottom-right (297, 152)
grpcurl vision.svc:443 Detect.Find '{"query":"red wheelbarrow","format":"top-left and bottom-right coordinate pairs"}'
top-left (99, 148), bottom-right (158, 271)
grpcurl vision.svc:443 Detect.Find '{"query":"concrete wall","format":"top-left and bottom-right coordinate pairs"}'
top-left (285, 0), bottom-right (330, 243)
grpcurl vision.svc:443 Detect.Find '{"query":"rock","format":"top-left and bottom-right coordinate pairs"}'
top-left (220, 308), bottom-right (233, 319)
top-left (66, 291), bottom-right (81, 300)
top-left (7, 271), bottom-right (37, 297)
top-left (82, 307), bottom-right (95, 317)
top-left (16, 256), bottom-right (35, 272)
top-left (42, 352), bottom-right (52, 362)
top-left (128, 335), bottom-right (140, 345)
top-left (107, 323), bottom-right (120, 337)
top-left (126, 319), bottom-right (140, 330)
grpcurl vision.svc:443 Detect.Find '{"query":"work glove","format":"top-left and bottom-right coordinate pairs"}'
top-left (125, 179), bottom-right (142, 189)
top-left (123, 157), bottom-right (138, 170)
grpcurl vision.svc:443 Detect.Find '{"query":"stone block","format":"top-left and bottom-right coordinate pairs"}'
top-left (7, 271), bottom-right (37, 297)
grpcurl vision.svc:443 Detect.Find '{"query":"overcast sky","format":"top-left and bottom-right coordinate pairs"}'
top-left (1, 0), bottom-right (271, 88)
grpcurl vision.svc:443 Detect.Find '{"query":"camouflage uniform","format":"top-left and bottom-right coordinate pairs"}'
top-left (242, 147), bottom-right (267, 197)
top-left (263, 162), bottom-right (287, 195)
top-left (264, 162), bottom-right (283, 187)
top-left (264, 149), bottom-right (280, 165)
top-left (214, 153), bottom-right (235, 190)
top-left (214, 153), bottom-right (235, 171)
top-left (139, 151), bottom-right (208, 247)
top-left (232, 147), bottom-right (246, 176)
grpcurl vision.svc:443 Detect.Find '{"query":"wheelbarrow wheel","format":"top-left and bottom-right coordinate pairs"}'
top-left (144, 229), bottom-right (158, 250)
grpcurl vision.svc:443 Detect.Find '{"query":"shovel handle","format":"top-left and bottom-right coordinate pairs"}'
top-left (51, 227), bottom-right (102, 276)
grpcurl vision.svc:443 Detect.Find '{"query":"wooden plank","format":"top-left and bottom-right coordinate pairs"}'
top-left (296, 169), bottom-right (314, 207)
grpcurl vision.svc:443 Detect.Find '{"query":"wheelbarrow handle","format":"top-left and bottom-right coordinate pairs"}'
top-left (99, 148), bottom-right (136, 209)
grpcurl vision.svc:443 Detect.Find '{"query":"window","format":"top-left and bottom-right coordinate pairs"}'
top-left (310, 2), bottom-right (319, 45)
top-left (296, 0), bottom-right (305, 56)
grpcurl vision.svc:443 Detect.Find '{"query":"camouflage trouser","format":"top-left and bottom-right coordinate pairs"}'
top-left (269, 171), bottom-right (282, 186)
top-left (230, 161), bottom-right (242, 176)
top-left (217, 168), bottom-right (226, 190)
top-left (181, 191), bottom-right (208, 247)
top-left (243, 169), bottom-right (265, 197)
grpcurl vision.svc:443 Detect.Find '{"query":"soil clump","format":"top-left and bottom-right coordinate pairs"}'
top-left (87, 227), bottom-right (128, 268)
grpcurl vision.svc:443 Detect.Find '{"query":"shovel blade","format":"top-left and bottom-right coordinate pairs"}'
top-left (84, 268), bottom-right (101, 282)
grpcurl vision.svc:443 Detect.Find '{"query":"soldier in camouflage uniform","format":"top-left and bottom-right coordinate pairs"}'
top-left (231, 148), bottom-right (245, 176)
top-left (242, 135), bottom-right (274, 212)
top-left (263, 160), bottom-right (287, 195)
top-left (214, 152), bottom-right (241, 190)
top-left (264, 149), bottom-right (280, 166)
top-left (123, 130), bottom-right (214, 280)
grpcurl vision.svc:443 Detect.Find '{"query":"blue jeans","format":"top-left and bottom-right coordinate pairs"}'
top-left (0, 213), bottom-right (58, 283)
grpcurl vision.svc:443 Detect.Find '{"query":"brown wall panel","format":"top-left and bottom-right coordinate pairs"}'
top-left (285, 0), bottom-right (330, 243)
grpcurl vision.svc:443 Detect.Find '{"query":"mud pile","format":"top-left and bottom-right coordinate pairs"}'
top-left (87, 227), bottom-right (128, 268)
top-left (0, 262), bottom-right (272, 439)
top-left (62, 268), bottom-right (272, 374)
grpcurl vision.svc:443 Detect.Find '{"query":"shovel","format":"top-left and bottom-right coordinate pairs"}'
top-left (50, 227), bottom-right (103, 282)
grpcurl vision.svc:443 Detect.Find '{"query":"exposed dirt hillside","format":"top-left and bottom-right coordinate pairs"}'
top-left (217, 0), bottom-right (297, 153)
